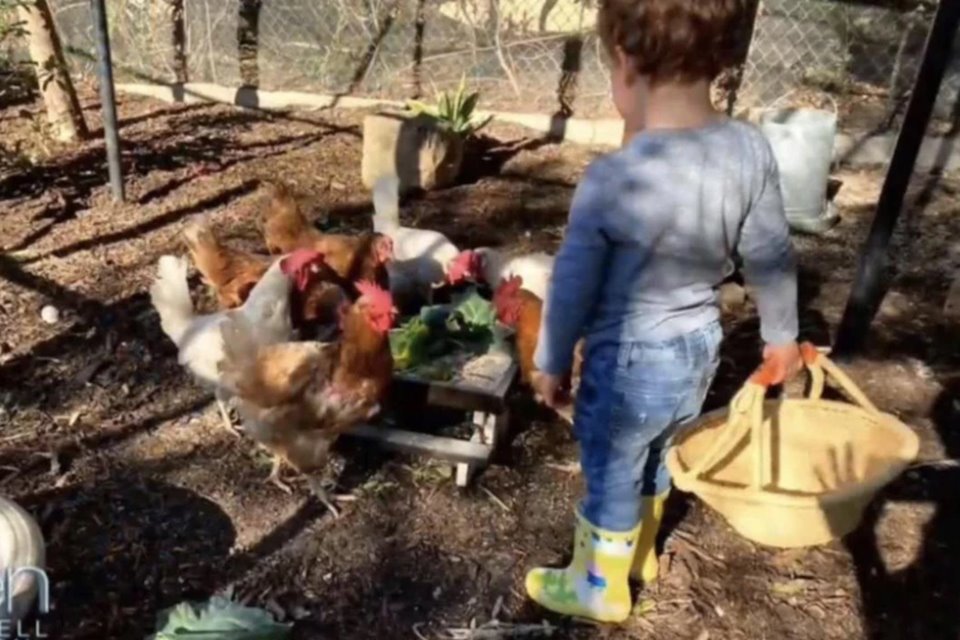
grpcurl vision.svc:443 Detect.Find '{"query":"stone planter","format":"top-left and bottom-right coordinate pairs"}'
top-left (361, 110), bottom-right (465, 192)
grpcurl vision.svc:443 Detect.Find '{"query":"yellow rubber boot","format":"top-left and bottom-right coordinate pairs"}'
top-left (525, 511), bottom-right (640, 623)
top-left (630, 490), bottom-right (669, 584)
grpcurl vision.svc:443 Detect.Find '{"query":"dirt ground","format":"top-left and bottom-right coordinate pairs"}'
top-left (1, 89), bottom-right (959, 640)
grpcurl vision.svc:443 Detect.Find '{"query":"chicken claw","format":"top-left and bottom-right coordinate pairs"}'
top-left (307, 477), bottom-right (341, 519)
top-left (215, 392), bottom-right (243, 438)
top-left (265, 457), bottom-right (294, 494)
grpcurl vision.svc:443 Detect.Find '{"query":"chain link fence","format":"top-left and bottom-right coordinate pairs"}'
top-left (47, 0), bottom-right (610, 116)
top-left (36, 0), bottom-right (960, 132)
top-left (739, 0), bottom-right (959, 132)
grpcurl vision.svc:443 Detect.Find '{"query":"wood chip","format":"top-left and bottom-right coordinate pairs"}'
top-left (491, 596), bottom-right (503, 620)
top-left (544, 461), bottom-right (580, 474)
top-left (672, 530), bottom-right (723, 566)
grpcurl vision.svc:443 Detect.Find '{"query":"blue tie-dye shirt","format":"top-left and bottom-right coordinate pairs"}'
top-left (534, 118), bottom-right (799, 375)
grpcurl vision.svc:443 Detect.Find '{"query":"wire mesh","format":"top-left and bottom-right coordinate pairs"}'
top-left (738, 0), bottom-right (958, 131)
top-left (42, 0), bottom-right (960, 131)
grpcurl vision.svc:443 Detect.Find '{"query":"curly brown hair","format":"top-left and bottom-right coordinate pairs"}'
top-left (597, 0), bottom-right (752, 83)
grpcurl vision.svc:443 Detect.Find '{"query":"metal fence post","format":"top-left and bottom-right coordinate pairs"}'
top-left (90, 0), bottom-right (124, 202)
top-left (832, 0), bottom-right (960, 359)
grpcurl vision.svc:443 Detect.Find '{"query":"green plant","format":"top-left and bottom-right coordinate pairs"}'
top-left (406, 75), bottom-right (493, 137)
top-left (148, 595), bottom-right (292, 639)
top-left (389, 316), bottom-right (433, 371)
top-left (388, 286), bottom-right (501, 375)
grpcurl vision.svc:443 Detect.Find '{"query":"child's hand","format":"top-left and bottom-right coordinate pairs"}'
top-left (531, 371), bottom-right (565, 408)
top-left (761, 341), bottom-right (803, 385)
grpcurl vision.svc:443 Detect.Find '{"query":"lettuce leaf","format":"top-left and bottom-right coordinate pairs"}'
top-left (391, 288), bottom-right (505, 376)
top-left (148, 596), bottom-right (291, 640)
top-left (389, 317), bottom-right (433, 371)
top-left (451, 289), bottom-right (496, 331)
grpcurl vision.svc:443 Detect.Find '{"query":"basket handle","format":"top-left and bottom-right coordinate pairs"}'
top-left (795, 347), bottom-right (880, 415)
top-left (683, 342), bottom-right (880, 489)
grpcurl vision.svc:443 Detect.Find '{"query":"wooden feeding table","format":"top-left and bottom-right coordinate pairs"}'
top-left (348, 351), bottom-right (518, 486)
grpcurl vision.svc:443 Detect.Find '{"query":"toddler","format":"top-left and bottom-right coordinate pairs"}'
top-left (527, 0), bottom-right (802, 623)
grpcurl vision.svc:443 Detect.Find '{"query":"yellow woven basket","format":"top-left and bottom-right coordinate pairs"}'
top-left (666, 344), bottom-right (919, 548)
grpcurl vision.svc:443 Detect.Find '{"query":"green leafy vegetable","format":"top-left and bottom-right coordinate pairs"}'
top-left (389, 317), bottom-right (433, 371)
top-left (148, 596), bottom-right (291, 640)
top-left (419, 304), bottom-right (454, 328)
top-left (452, 290), bottom-right (497, 331)
top-left (390, 288), bottom-right (508, 378)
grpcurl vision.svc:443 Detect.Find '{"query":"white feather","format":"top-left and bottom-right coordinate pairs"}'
top-left (371, 175), bottom-right (461, 298)
top-left (477, 247), bottom-right (555, 300)
top-left (150, 254), bottom-right (295, 391)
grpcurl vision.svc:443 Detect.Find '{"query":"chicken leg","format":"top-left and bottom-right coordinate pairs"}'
top-left (215, 390), bottom-right (242, 438)
top-left (307, 476), bottom-right (341, 519)
top-left (265, 455), bottom-right (294, 494)
top-left (265, 458), bottom-right (344, 519)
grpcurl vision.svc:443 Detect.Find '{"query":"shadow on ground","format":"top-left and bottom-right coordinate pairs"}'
top-left (21, 475), bottom-right (235, 638)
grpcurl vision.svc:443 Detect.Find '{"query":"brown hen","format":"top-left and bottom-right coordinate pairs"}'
top-left (218, 280), bottom-right (397, 517)
top-left (182, 217), bottom-right (348, 340)
top-left (260, 181), bottom-right (392, 295)
top-left (493, 275), bottom-right (583, 424)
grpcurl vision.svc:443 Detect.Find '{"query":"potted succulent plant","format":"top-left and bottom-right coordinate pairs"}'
top-left (361, 77), bottom-right (492, 192)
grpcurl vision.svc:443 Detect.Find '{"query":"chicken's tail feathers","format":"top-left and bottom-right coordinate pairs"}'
top-left (149, 255), bottom-right (194, 345)
top-left (261, 179), bottom-right (295, 200)
top-left (181, 215), bottom-right (220, 254)
top-left (181, 216), bottom-right (226, 284)
top-left (371, 174), bottom-right (400, 230)
top-left (260, 179), bottom-right (309, 244)
top-left (182, 215), bottom-right (249, 292)
top-left (262, 180), bottom-right (300, 217)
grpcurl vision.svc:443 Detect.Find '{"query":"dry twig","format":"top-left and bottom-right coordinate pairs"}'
top-left (544, 461), bottom-right (580, 474)
top-left (446, 619), bottom-right (556, 639)
top-left (672, 530), bottom-right (724, 566)
top-left (479, 484), bottom-right (510, 512)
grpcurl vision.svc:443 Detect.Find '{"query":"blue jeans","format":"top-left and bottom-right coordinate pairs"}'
top-left (574, 321), bottom-right (722, 532)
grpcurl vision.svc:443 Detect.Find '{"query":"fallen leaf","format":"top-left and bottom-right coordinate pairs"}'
top-left (772, 580), bottom-right (806, 596)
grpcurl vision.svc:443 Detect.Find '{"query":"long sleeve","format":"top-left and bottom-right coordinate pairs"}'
top-left (738, 152), bottom-right (799, 346)
top-left (534, 166), bottom-right (611, 375)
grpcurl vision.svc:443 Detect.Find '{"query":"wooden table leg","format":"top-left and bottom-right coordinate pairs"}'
top-left (454, 410), bottom-right (511, 487)
top-left (455, 411), bottom-right (492, 487)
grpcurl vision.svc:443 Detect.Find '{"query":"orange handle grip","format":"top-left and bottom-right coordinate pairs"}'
top-left (800, 342), bottom-right (821, 365)
top-left (748, 341), bottom-right (821, 387)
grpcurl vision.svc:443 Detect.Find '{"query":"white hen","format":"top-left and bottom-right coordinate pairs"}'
top-left (149, 249), bottom-right (322, 434)
top-left (372, 175), bottom-right (461, 309)
top-left (474, 247), bottom-right (555, 301)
